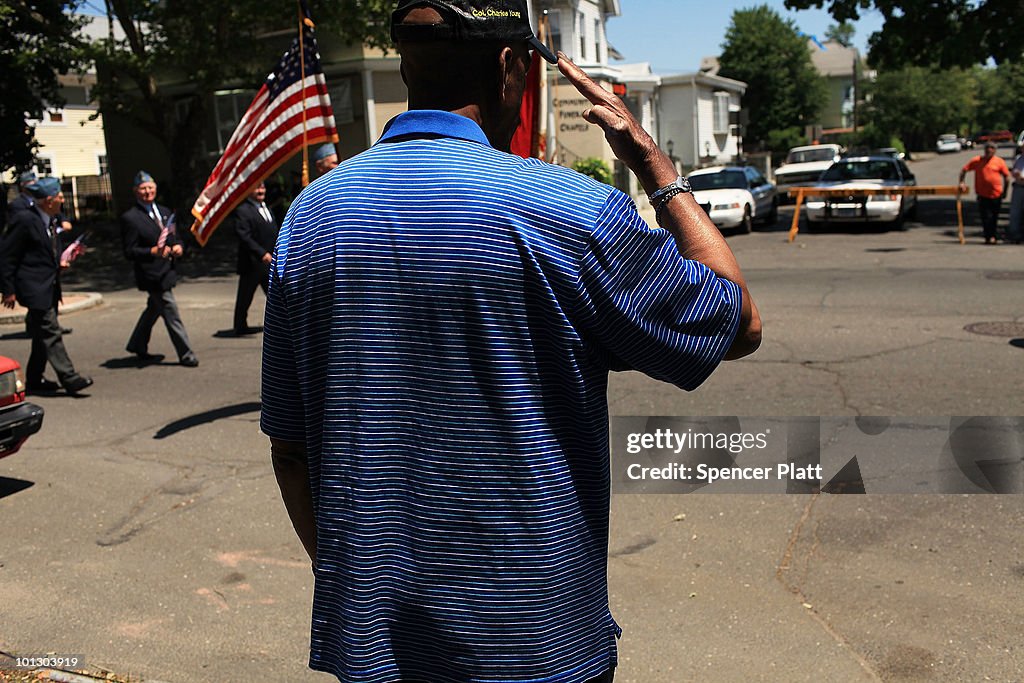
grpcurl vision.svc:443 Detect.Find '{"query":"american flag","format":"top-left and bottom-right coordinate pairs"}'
top-left (59, 233), bottom-right (88, 264)
top-left (190, 9), bottom-right (337, 246)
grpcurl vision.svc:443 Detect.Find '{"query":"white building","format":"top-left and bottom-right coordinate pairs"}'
top-left (656, 72), bottom-right (746, 169)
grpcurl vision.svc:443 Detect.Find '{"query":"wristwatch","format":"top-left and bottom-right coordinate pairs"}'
top-left (648, 175), bottom-right (692, 206)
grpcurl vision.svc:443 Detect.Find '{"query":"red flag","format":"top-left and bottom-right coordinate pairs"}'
top-left (190, 10), bottom-right (337, 246)
top-left (510, 52), bottom-right (541, 159)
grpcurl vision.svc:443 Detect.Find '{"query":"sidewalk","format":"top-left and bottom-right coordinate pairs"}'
top-left (0, 292), bottom-right (104, 326)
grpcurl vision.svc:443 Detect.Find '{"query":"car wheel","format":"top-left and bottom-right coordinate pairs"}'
top-left (904, 200), bottom-right (918, 221)
top-left (740, 205), bottom-right (753, 234)
top-left (765, 198), bottom-right (779, 225)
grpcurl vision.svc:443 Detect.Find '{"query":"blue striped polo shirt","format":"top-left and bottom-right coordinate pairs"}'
top-left (261, 110), bottom-right (742, 683)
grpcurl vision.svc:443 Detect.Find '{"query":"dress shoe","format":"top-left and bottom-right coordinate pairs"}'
top-left (63, 375), bottom-right (93, 395)
top-left (233, 325), bottom-right (263, 336)
top-left (180, 356), bottom-right (199, 368)
top-left (60, 326), bottom-right (73, 334)
top-left (26, 378), bottom-right (60, 394)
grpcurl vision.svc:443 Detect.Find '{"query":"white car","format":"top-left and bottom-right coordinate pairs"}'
top-left (804, 156), bottom-right (917, 229)
top-left (773, 144), bottom-right (844, 200)
top-left (688, 166), bottom-right (778, 234)
top-left (936, 134), bottom-right (962, 154)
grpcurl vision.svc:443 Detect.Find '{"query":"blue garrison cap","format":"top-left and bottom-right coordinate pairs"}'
top-left (18, 170), bottom-right (37, 185)
top-left (313, 144), bottom-right (337, 162)
top-left (133, 170), bottom-right (155, 187)
top-left (26, 177), bottom-right (61, 199)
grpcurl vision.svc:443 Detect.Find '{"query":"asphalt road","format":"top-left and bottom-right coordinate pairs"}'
top-left (1, 147), bottom-right (1022, 683)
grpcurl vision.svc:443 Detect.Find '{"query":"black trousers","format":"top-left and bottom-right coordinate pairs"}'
top-left (25, 306), bottom-right (78, 386)
top-left (233, 268), bottom-right (269, 332)
top-left (977, 195), bottom-right (1003, 240)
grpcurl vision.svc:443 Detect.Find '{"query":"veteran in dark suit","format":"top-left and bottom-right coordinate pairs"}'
top-left (0, 177), bottom-right (92, 395)
top-left (120, 171), bottom-right (198, 367)
top-left (229, 181), bottom-right (278, 335)
top-left (5, 171), bottom-right (38, 230)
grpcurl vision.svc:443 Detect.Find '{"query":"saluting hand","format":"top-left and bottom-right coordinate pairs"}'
top-left (557, 53), bottom-right (676, 193)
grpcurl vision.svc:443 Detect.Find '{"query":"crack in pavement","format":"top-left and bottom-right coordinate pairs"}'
top-left (95, 460), bottom-right (269, 547)
top-left (776, 495), bottom-right (883, 682)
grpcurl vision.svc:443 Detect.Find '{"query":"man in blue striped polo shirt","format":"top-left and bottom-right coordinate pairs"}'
top-left (262, 2), bottom-right (761, 682)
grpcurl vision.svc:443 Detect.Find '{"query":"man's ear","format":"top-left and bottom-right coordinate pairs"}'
top-left (498, 45), bottom-right (522, 109)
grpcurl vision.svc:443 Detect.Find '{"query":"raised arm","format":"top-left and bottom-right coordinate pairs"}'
top-left (557, 54), bottom-right (760, 359)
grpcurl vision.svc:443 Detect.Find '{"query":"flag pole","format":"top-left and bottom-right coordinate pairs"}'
top-left (299, 2), bottom-right (311, 187)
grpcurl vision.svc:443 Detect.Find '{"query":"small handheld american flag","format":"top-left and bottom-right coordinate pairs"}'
top-left (156, 214), bottom-right (176, 249)
top-left (60, 233), bottom-right (88, 264)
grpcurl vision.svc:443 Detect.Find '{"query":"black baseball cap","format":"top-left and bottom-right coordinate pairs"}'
top-left (391, 0), bottom-right (558, 64)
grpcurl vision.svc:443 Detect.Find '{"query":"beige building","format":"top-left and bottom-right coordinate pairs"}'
top-left (808, 40), bottom-right (862, 133)
top-left (26, 73), bottom-right (108, 180)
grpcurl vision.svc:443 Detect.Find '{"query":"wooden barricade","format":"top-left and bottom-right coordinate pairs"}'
top-left (786, 185), bottom-right (965, 244)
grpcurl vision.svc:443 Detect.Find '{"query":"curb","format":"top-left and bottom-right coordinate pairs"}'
top-left (0, 292), bottom-right (104, 325)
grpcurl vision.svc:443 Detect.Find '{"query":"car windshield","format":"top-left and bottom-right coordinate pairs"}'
top-left (688, 170), bottom-right (747, 191)
top-left (787, 148), bottom-right (835, 163)
top-left (938, 135), bottom-right (957, 141)
top-left (820, 160), bottom-right (898, 182)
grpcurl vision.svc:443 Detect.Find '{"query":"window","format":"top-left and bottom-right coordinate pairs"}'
top-left (47, 110), bottom-right (64, 123)
top-left (97, 154), bottom-right (109, 175)
top-left (545, 10), bottom-right (561, 54)
top-left (212, 90), bottom-right (257, 154)
top-left (328, 78), bottom-right (354, 125)
top-left (712, 91), bottom-right (730, 134)
top-left (34, 156), bottom-right (54, 176)
top-left (594, 19), bottom-right (601, 62)
top-left (577, 11), bottom-right (586, 61)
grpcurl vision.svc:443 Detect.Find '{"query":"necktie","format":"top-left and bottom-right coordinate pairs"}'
top-left (151, 206), bottom-right (164, 229)
top-left (260, 202), bottom-right (273, 225)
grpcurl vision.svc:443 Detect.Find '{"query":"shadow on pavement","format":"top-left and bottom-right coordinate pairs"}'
top-left (0, 476), bottom-right (35, 500)
top-left (101, 354), bottom-right (167, 369)
top-left (153, 401), bottom-right (262, 440)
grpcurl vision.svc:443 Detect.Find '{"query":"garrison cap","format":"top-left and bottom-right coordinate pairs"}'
top-left (391, 0), bottom-right (557, 64)
top-left (26, 177), bottom-right (61, 199)
top-left (133, 170), bottom-right (155, 186)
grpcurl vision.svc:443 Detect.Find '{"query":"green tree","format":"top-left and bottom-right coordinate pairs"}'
top-left (83, 0), bottom-right (393, 213)
top-left (972, 62), bottom-right (1024, 133)
top-left (824, 21), bottom-right (854, 48)
top-left (718, 5), bottom-right (825, 154)
top-left (0, 1), bottom-right (85, 174)
top-left (784, 0), bottom-right (1024, 69)
top-left (860, 66), bottom-right (976, 151)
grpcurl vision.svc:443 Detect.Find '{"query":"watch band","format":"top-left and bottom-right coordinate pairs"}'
top-left (648, 175), bottom-right (692, 205)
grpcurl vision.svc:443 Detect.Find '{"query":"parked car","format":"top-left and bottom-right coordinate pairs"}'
top-left (936, 134), bottom-right (963, 154)
top-left (803, 155), bottom-right (918, 229)
top-left (687, 165), bottom-right (778, 234)
top-left (871, 147), bottom-right (907, 160)
top-left (0, 355), bottom-right (44, 459)
top-left (974, 130), bottom-right (1015, 146)
top-left (773, 144), bottom-right (844, 201)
